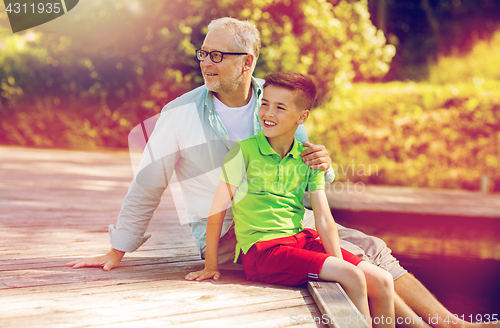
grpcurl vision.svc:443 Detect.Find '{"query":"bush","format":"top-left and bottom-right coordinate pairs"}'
top-left (307, 81), bottom-right (500, 191)
top-left (0, 0), bottom-right (394, 148)
top-left (429, 30), bottom-right (500, 84)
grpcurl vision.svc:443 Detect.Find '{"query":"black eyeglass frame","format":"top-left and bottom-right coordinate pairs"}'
top-left (196, 49), bottom-right (249, 63)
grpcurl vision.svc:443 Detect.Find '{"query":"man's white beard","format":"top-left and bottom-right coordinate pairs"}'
top-left (205, 69), bottom-right (245, 95)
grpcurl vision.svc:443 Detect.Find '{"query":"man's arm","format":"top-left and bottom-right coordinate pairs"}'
top-left (309, 189), bottom-right (342, 259)
top-left (185, 181), bottom-right (237, 281)
top-left (66, 179), bottom-right (167, 270)
top-left (295, 125), bottom-right (334, 183)
top-left (67, 109), bottom-right (180, 270)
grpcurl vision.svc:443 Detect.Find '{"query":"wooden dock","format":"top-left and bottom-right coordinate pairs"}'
top-left (0, 146), bottom-right (329, 327)
top-left (1, 146), bottom-right (499, 327)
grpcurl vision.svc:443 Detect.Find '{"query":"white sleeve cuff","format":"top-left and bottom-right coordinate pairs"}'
top-left (109, 225), bottom-right (151, 252)
top-left (324, 165), bottom-right (335, 184)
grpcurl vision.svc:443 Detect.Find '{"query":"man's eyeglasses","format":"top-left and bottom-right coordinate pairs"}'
top-left (196, 49), bottom-right (248, 63)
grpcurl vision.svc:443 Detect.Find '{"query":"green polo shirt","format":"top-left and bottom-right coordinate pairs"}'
top-left (220, 131), bottom-right (325, 262)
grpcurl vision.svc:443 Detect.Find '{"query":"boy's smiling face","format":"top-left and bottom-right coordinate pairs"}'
top-left (259, 85), bottom-right (309, 139)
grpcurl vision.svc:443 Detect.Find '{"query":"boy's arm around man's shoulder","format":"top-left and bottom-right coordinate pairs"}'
top-left (185, 143), bottom-right (243, 281)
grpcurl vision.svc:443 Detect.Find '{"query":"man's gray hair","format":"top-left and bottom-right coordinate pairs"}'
top-left (207, 17), bottom-right (261, 65)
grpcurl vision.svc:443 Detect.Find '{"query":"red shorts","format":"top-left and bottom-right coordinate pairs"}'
top-left (240, 228), bottom-right (363, 286)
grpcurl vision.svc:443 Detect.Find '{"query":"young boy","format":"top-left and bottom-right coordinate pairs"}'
top-left (186, 72), bottom-right (395, 328)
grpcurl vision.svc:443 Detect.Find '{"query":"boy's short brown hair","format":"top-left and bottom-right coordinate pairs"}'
top-left (263, 72), bottom-right (317, 111)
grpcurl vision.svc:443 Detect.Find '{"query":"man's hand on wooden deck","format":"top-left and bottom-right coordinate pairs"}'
top-left (185, 268), bottom-right (221, 282)
top-left (66, 248), bottom-right (125, 271)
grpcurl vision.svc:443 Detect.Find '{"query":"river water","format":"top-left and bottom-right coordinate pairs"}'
top-left (332, 208), bottom-right (500, 319)
top-left (397, 256), bottom-right (500, 319)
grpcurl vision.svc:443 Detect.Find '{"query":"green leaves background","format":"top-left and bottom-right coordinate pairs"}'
top-left (1, 0), bottom-right (497, 191)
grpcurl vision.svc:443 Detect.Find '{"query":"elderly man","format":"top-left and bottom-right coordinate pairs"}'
top-left (67, 18), bottom-right (496, 328)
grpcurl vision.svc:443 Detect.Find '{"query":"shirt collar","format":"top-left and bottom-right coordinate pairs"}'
top-left (251, 76), bottom-right (264, 100)
top-left (255, 131), bottom-right (301, 159)
top-left (251, 76), bottom-right (264, 136)
top-left (205, 77), bottom-right (263, 141)
top-left (205, 85), bottom-right (215, 110)
top-left (288, 136), bottom-right (301, 158)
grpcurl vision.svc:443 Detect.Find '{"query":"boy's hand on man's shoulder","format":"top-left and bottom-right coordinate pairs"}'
top-left (185, 268), bottom-right (221, 281)
top-left (301, 142), bottom-right (332, 171)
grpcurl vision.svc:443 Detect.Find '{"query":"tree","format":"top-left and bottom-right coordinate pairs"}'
top-left (0, 0), bottom-right (394, 147)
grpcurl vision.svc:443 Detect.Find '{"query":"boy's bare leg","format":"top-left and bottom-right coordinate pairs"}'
top-left (358, 262), bottom-right (396, 328)
top-left (395, 274), bottom-right (500, 328)
top-left (319, 257), bottom-right (371, 327)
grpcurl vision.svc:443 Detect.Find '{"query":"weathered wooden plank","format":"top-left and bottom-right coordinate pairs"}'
top-left (0, 268), bottom-right (251, 299)
top-left (0, 246), bottom-right (199, 261)
top-left (2, 283), bottom-right (304, 313)
top-left (1, 293), bottom-right (322, 328)
top-left (0, 268), bottom-right (242, 297)
top-left (1, 279), bottom-right (306, 313)
top-left (0, 253), bottom-right (201, 271)
top-left (308, 281), bottom-right (369, 328)
top-left (0, 260), bottom-right (322, 328)
top-left (0, 241), bottom-right (196, 253)
top-left (1, 304), bottom-right (325, 328)
top-left (0, 260), bottom-right (206, 289)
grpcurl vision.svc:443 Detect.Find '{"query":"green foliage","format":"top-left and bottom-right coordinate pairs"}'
top-left (0, 0), bottom-right (394, 148)
top-left (429, 30), bottom-right (500, 84)
top-left (0, 0), bottom-right (219, 147)
top-left (218, 0), bottom-right (395, 103)
top-left (0, 27), bottom-right (47, 108)
top-left (0, 95), bottom-right (141, 148)
top-left (370, 0), bottom-right (500, 81)
top-left (307, 81), bottom-right (500, 191)
top-left (1, 0), bottom-right (496, 192)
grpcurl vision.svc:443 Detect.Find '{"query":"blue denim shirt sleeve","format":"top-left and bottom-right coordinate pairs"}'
top-left (294, 124), bottom-right (309, 143)
top-left (294, 125), bottom-right (335, 184)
